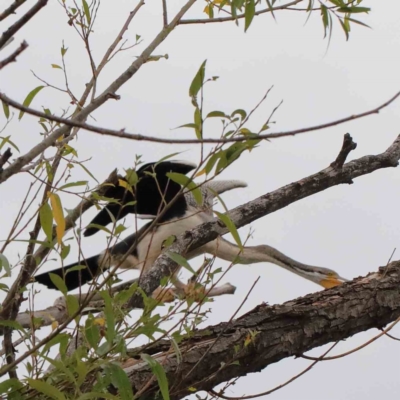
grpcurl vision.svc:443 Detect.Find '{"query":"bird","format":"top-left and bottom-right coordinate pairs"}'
top-left (34, 160), bottom-right (348, 293)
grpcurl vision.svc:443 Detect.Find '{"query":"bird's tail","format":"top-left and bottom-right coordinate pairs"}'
top-left (34, 254), bottom-right (101, 291)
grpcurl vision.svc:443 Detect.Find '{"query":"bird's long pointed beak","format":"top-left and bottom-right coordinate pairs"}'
top-left (319, 275), bottom-right (349, 289)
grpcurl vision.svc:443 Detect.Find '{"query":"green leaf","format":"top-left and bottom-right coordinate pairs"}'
top-left (206, 111), bottom-right (226, 118)
top-left (100, 291), bottom-right (115, 344)
top-left (40, 202), bottom-right (53, 243)
top-left (66, 294), bottom-right (80, 318)
top-left (231, 109), bottom-right (247, 120)
top-left (194, 107), bottom-right (202, 139)
top-left (82, 0), bottom-right (91, 25)
top-left (104, 363), bottom-right (134, 400)
top-left (85, 223), bottom-right (112, 235)
top-left (244, 0), bottom-right (255, 32)
top-left (215, 211), bottom-right (242, 250)
top-left (189, 60), bottom-right (207, 98)
top-left (0, 253), bottom-right (11, 277)
top-left (2, 101), bottom-right (10, 119)
top-left (141, 354), bottom-right (170, 400)
top-left (51, 64), bottom-right (62, 69)
top-left (59, 181), bottom-right (88, 190)
top-left (337, 6), bottom-right (370, 13)
top-left (0, 378), bottom-right (23, 395)
top-left (49, 273), bottom-right (68, 295)
top-left (42, 332), bottom-right (70, 353)
top-left (0, 320), bottom-right (24, 331)
top-left (166, 172), bottom-right (203, 206)
top-left (18, 86), bottom-right (44, 120)
top-left (78, 162), bottom-right (99, 183)
top-left (27, 378), bottom-right (66, 400)
top-left (167, 251), bottom-right (195, 274)
top-left (0, 136), bottom-right (19, 152)
top-left (60, 244), bottom-right (70, 260)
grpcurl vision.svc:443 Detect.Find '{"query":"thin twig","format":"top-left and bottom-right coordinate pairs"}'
top-left (0, 40), bottom-right (28, 70)
top-left (210, 342), bottom-right (339, 399)
top-left (1, 89), bottom-right (400, 148)
top-left (0, 0), bottom-right (27, 22)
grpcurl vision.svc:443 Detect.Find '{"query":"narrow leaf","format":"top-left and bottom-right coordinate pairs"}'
top-left (82, 0), bottom-right (91, 25)
top-left (104, 363), bottom-right (134, 400)
top-left (215, 211), bottom-right (243, 250)
top-left (18, 86), bottom-right (44, 120)
top-left (48, 192), bottom-right (65, 245)
top-left (59, 181), bottom-right (88, 190)
top-left (166, 172), bottom-right (203, 206)
top-left (167, 251), bottom-right (195, 274)
top-left (40, 202), bottom-right (53, 242)
top-left (49, 273), bottom-right (68, 295)
top-left (27, 378), bottom-right (66, 400)
top-left (2, 101), bottom-right (10, 119)
top-left (245, 0), bottom-right (255, 32)
top-left (189, 60), bottom-right (207, 98)
top-left (141, 354), bottom-right (170, 400)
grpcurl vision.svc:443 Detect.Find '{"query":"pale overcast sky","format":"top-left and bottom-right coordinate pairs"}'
top-left (1, 1), bottom-right (400, 399)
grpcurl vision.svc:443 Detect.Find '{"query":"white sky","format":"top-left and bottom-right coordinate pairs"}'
top-left (1, 0), bottom-right (400, 399)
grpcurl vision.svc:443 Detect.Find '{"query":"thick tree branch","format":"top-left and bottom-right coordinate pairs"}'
top-left (121, 263), bottom-right (400, 400)
top-left (127, 134), bottom-right (400, 308)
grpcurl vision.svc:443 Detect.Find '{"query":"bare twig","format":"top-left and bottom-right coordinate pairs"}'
top-left (0, 40), bottom-right (28, 69)
top-left (1, 90), bottom-right (399, 149)
top-left (330, 133), bottom-right (357, 169)
top-left (162, 0), bottom-right (168, 26)
top-left (0, 0), bottom-right (27, 22)
top-left (0, 0), bottom-right (48, 50)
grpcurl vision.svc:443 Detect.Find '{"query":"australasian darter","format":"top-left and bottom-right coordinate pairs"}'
top-left (34, 160), bottom-right (347, 293)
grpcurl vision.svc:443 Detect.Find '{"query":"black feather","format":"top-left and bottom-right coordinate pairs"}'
top-left (83, 160), bottom-right (195, 237)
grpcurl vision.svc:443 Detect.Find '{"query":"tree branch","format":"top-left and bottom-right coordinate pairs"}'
top-left (103, 263), bottom-right (400, 399)
top-left (0, 0), bottom-right (47, 50)
top-left (0, 40), bottom-right (28, 70)
top-left (0, 0), bottom-right (27, 22)
top-left (1, 89), bottom-right (399, 147)
top-left (126, 134), bottom-right (400, 309)
top-left (0, 0), bottom-right (197, 185)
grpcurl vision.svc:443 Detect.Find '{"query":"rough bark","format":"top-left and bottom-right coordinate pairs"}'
top-left (127, 134), bottom-right (400, 309)
top-left (122, 262), bottom-right (400, 400)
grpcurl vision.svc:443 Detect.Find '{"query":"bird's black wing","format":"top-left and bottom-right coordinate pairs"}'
top-left (83, 160), bottom-right (196, 237)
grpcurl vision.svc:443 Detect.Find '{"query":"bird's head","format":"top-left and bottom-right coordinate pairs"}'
top-left (292, 266), bottom-right (349, 289)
